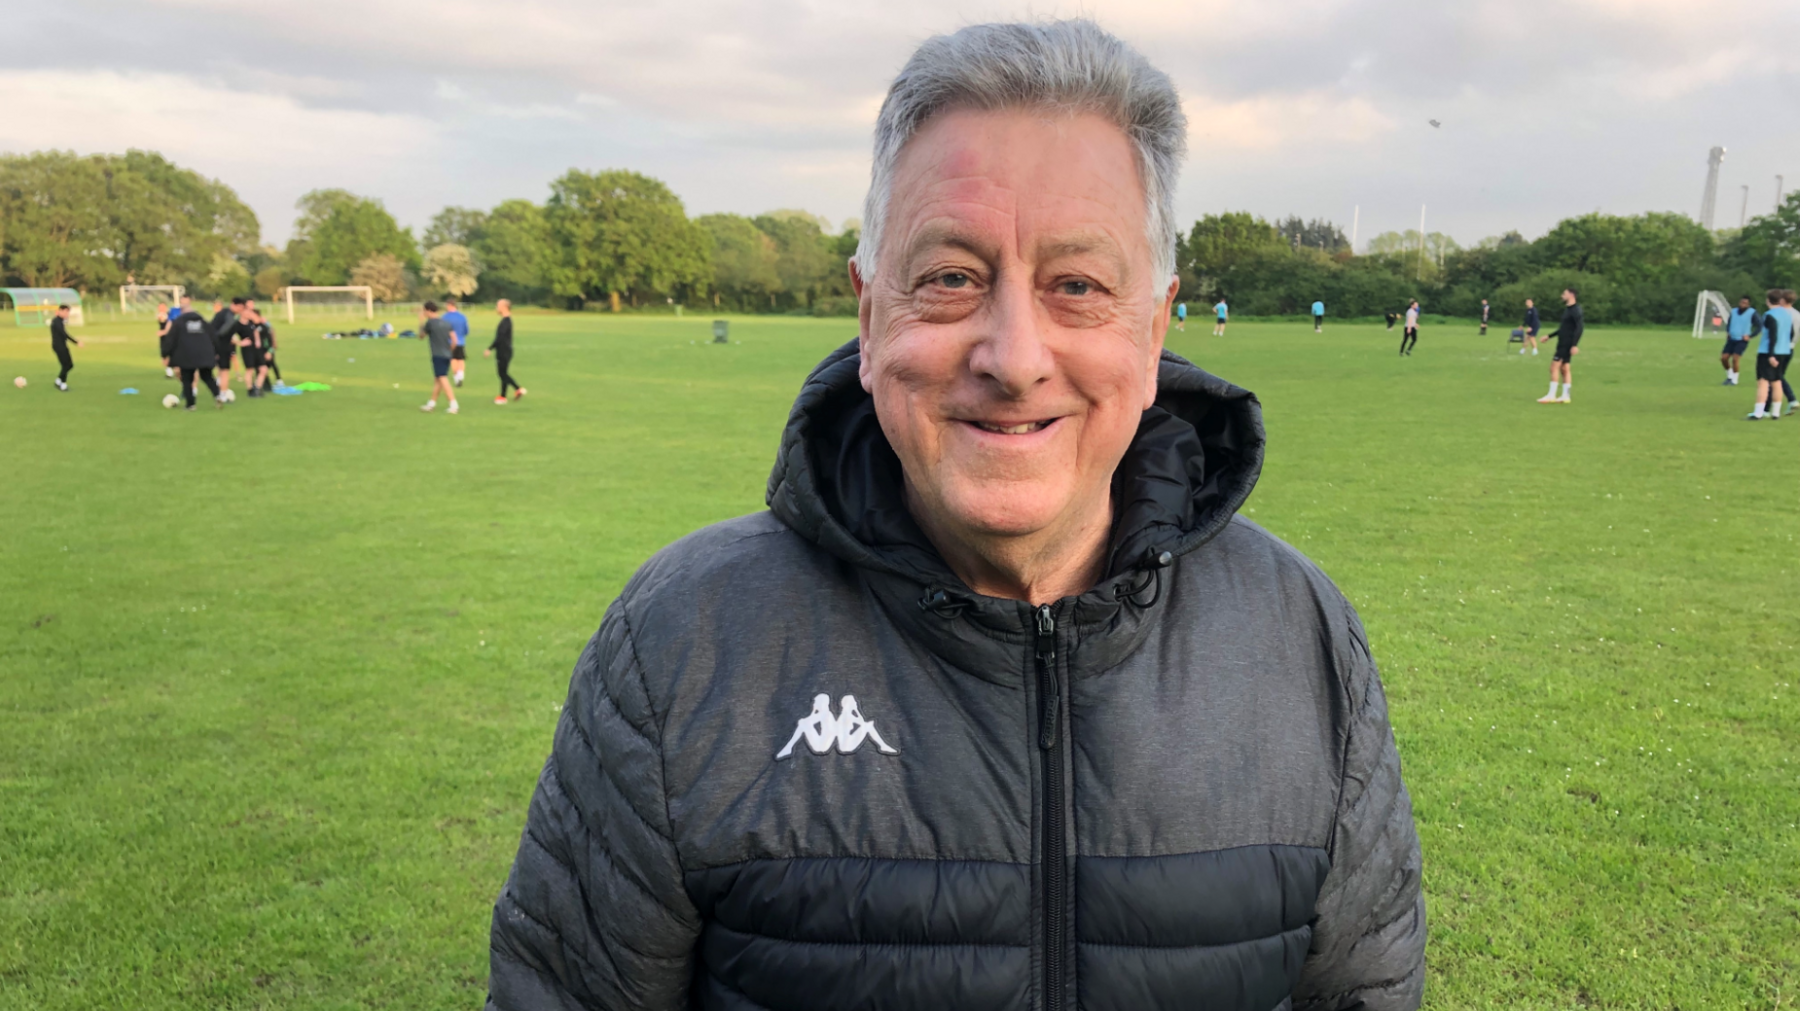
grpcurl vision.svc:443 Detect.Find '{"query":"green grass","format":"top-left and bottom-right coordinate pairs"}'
top-left (1, 312), bottom-right (1794, 1009)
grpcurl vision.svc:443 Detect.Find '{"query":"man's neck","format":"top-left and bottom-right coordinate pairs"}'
top-left (903, 480), bottom-right (1112, 606)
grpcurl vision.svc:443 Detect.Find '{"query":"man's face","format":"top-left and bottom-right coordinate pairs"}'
top-left (1562, 290), bottom-right (1576, 305)
top-left (854, 108), bottom-right (1171, 543)
top-left (1740, 298), bottom-right (1752, 309)
top-left (1526, 299), bottom-right (1534, 307)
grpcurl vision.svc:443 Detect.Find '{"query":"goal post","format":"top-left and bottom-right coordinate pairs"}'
top-left (119, 284), bottom-right (184, 315)
top-left (281, 286), bottom-right (374, 324)
top-left (1693, 290), bottom-right (1731, 339)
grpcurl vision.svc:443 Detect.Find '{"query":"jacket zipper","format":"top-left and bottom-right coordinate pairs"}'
top-left (1035, 604), bottom-right (1066, 1011)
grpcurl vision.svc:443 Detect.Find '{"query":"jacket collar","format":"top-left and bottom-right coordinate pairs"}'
top-left (767, 339), bottom-right (1264, 680)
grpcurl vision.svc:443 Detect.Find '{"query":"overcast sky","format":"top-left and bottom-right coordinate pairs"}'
top-left (3, 0), bottom-right (1796, 248)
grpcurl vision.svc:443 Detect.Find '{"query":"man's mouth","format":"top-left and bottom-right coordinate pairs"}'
top-left (970, 419), bottom-right (1055, 435)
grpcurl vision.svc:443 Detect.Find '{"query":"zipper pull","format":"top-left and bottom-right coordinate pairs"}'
top-left (1036, 605), bottom-right (1059, 751)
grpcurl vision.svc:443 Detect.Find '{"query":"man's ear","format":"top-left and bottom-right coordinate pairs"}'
top-left (852, 257), bottom-right (875, 393)
top-left (1143, 274), bottom-right (1178, 409)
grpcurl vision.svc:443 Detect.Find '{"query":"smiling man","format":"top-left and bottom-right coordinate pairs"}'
top-left (488, 20), bottom-right (1424, 1011)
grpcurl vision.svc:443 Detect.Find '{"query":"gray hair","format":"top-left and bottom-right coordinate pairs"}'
top-left (857, 19), bottom-right (1187, 283)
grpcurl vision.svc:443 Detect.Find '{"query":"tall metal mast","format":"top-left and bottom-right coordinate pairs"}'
top-left (1699, 146), bottom-right (1725, 229)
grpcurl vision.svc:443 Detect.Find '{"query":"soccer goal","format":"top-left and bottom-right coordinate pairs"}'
top-left (282, 286), bottom-right (374, 324)
top-left (119, 284), bottom-right (184, 315)
top-left (1692, 290), bottom-right (1732, 339)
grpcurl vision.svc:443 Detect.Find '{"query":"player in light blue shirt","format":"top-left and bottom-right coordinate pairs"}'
top-left (1311, 300), bottom-right (1325, 333)
top-left (1174, 301), bottom-right (1187, 331)
top-left (443, 300), bottom-right (471, 387)
top-left (1749, 289), bottom-right (1794, 419)
top-left (1212, 299), bottom-right (1228, 335)
top-left (1722, 296), bottom-right (1759, 386)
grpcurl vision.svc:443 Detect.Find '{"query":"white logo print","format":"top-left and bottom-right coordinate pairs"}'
top-left (774, 693), bottom-right (899, 760)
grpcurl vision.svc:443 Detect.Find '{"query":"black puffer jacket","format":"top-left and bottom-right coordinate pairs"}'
top-left (167, 312), bottom-right (217, 370)
top-left (488, 342), bottom-right (1425, 1011)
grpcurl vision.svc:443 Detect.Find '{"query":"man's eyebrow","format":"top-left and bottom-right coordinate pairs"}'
top-left (1034, 234), bottom-right (1130, 273)
top-left (901, 225), bottom-right (1000, 266)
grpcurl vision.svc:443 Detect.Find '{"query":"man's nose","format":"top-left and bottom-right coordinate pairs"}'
top-left (967, 271), bottom-right (1053, 398)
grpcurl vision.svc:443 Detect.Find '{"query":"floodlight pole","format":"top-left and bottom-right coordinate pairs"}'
top-left (1699, 146), bottom-right (1725, 230)
top-left (1740, 185), bottom-right (1750, 228)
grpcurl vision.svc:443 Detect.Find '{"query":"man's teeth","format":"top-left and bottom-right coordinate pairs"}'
top-left (975, 420), bottom-right (1049, 434)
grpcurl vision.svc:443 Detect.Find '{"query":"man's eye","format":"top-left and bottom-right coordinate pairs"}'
top-left (936, 272), bottom-right (971, 289)
top-left (1059, 280), bottom-right (1092, 296)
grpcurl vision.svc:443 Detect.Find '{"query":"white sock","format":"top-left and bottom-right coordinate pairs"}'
top-left (1547, 382), bottom-right (1558, 396)
top-left (1753, 402), bottom-right (1765, 417)
top-left (449, 398), bottom-right (458, 408)
top-left (426, 399), bottom-right (436, 408)
top-left (1561, 383), bottom-right (1571, 397)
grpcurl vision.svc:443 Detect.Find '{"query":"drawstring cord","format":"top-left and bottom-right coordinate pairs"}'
top-left (918, 587), bottom-right (973, 618)
top-left (1121, 550), bottom-right (1174, 610)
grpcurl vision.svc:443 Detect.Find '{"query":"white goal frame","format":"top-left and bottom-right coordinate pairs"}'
top-left (283, 285), bottom-right (374, 323)
top-left (119, 284), bottom-right (184, 314)
top-left (1692, 290), bottom-right (1731, 339)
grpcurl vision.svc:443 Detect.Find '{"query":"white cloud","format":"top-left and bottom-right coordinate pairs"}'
top-left (0, 69), bottom-right (438, 242)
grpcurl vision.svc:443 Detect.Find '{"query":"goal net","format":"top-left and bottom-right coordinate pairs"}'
top-left (282, 286), bottom-right (374, 323)
top-left (119, 285), bottom-right (184, 315)
top-left (1692, 290), bottom-right (1731, 339)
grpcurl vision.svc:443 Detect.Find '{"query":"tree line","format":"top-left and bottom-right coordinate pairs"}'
top-left (1180, 203), bottom-right (1800, 323)
top-left (4, 148), bottom-right (1798, 323)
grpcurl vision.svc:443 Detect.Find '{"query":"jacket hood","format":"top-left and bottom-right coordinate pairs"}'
top-left (766, 339), bottom-right (1264, 673)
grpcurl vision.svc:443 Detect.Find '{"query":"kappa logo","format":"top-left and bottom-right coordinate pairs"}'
top-left (774, 693), bottom-right (899, 760)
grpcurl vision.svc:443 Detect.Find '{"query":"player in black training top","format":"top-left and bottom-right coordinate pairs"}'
top-left (210, 298), bottom-right (244, 396)
top-left (256, 314), bottom-right (280, 389)
top-left (484, 299), bottom-right (527, 403)
top-left (168, 295), bottom-right (226, 410)
top-left (234, 308), bottom-right (264, 397)
top-left (156, 302), bottom-right (178, 378)
top-left (1479, 299), bottom-right (1491, 335)
top-left (1537, 288), bottom-right (1583, 403)
top-left (50, 305), bottom-right (83, 390)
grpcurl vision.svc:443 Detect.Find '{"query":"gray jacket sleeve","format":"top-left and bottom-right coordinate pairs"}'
top-left (1293, 607), bottom-right (1426, 1011)
top-left (487, 600), bottom-right (701, 1010)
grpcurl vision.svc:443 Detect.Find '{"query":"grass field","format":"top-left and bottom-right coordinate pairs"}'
top-left (2, 310), bottom-right (1796, 1010)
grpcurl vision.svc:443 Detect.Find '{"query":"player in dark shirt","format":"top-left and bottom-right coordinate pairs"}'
top-left (1479, 299), bottom-right (1491, 335)
top-left (50, 306), bottom-right (83, 390)
top-left (210, 298), bottom-right (244, 397)
top-left (168, 295), bottom-right (225, 410)
top-left (1520, 299), bottom-right (1542, 356)
top-left (234, 311), bottom-right (260, 396)
top-left (257, 316), bottom-right (281, 389)
top-left (484, 299), bottom-right (527, 403)
top-left (157, 303), bottom-right (177, 377)
top-left (1537, 288), bottom-right (1583, 403)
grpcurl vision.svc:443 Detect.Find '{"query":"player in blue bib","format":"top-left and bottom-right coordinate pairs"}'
top-left (1311, 300), bottom-right (1324, 333)
top-left (1723, 296), bottom-right (1759, 386)
top-left (1175, 301), bottom-right (1187, 331)
top-left (1212, 299), bottom-right (1228, 336)
top-left (1749, 289), bottom-right (1794, 420)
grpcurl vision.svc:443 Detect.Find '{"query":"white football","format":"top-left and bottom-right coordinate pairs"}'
top-left (12, 376), bottom-right (24, 388)
top-left (222, 389), bottom-right (236, 403)
top-left (162, 394), bottom-right (180, 408)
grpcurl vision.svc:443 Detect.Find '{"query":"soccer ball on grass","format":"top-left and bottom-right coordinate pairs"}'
top-left (162, 394), bottom-right (180, 409)
top-left (12, 376), bottom-right (24, 388)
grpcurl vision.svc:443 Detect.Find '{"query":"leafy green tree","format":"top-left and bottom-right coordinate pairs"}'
top-left (1182, 212), bottom-right (1284, 285)
top-left (0, 152), bottom-right (112, 288)
top-left (472, 199), bottom-right (551, 303)
top-left (286, 189), bottom-right (418, 286)
top-left (1273, 216), bottom-right (1348, 253)
top-left (753, 212), bottom-right (838, 310)
top-left (349, 253), bottom-right (410, 302)
top-left (423, 206), bottom-right (488, 250)
top-left (1721, 193), bottom-right (1800, 289)
top-left (1535, 212), bottom-right (1712, 284)
top-left (0, 149), bottom-right (256, 292)
top-left (544, 169), bottom-right (711, 308)
top-left (698, 213), bottom-right (781, 309)
top-left (423, 243), bottom-right (481, 298)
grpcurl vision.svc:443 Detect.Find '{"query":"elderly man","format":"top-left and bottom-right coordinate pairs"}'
top-left (488, 19), bottom-right (1424, 1011)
